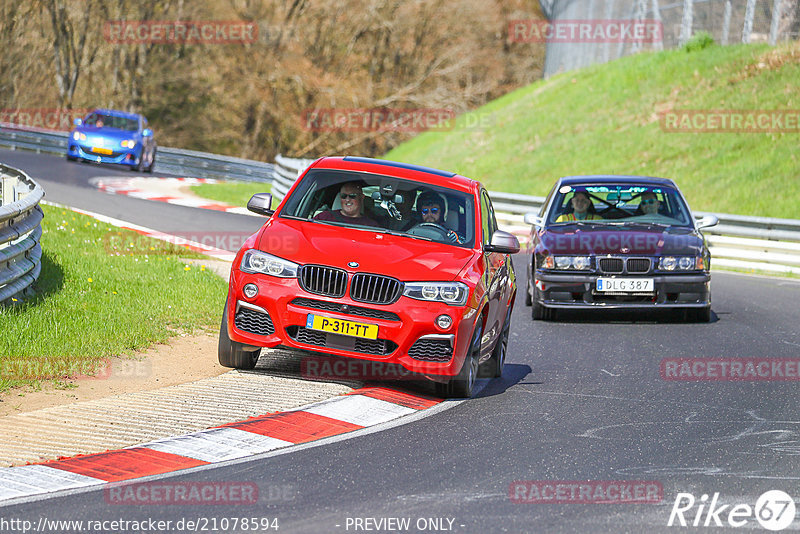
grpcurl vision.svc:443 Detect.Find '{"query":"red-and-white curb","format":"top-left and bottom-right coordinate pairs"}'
top-left (89, 177), bottom-right (254, 216)
top-left (0, 387), bottom-right (441, 503)
top-left (43, 201), bottom-right (237, 262)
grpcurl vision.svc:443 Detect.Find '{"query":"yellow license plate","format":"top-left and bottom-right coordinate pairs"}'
top-left (92, 146), bottom-right (113, 155)
top-left (305, 314), bottom-right (378, 340)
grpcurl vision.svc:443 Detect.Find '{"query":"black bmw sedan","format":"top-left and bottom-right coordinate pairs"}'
top-left (523, 176), bottom-right (718, 322)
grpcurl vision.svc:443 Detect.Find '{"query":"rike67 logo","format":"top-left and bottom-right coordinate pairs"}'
top-left (668, 490), bottom-right (796, 531)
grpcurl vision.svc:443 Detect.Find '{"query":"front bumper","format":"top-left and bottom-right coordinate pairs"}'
top-left (226, 270), bottom-right (479, 378)
top-left (68, 143), bottom-right (140, 166)
top-left (534, 271), bottom-right (710, 309)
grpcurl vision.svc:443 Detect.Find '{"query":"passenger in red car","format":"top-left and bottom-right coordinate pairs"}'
top-left (314, 182), bottom-right (378, 226)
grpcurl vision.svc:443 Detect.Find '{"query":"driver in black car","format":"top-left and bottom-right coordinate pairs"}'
top-left (416, 190), bottom-right (463, 244)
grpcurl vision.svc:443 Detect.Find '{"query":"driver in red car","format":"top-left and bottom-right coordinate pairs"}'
top-left (314, 182), bottom-right (378, 226)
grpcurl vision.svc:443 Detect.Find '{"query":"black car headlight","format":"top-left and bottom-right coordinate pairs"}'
top-left (403, 282), bottom-right (469, 306)
top-left (659, 256), bottom-right (703, 271)
top-left (241, 250), bottom-right (298, 277)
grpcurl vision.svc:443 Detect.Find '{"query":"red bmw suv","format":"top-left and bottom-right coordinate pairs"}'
top-left (219, 156), bottom-right (519, 397)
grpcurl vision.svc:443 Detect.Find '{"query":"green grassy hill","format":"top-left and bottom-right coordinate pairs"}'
top-left (385, 41), bottom-right (800, 218)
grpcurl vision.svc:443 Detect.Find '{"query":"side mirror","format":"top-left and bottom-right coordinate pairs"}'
top-left (485, 230), bottom-right (520, 254)
top-left (74, 118), bottom-right (83, 126)
top-left (523, 212), bottom-right (543, 227)
top-left (696, 214), bottom-right (718, 230)
top-left (247, 193), bottom-right (274, 216)
top-left (142, 128), bottom-right (153, 137)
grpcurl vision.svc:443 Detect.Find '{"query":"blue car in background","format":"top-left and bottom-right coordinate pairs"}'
top-left (67, 109), bottom-right (156, 172)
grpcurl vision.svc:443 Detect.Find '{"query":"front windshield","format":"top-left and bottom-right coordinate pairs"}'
top-left (548, 184), bottom-right (693, 227)
top-left (84, 112), bottom-right (139, 131)
top-left (281, 169), bottom-right (475, 248)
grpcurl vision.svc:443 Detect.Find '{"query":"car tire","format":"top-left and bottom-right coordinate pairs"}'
top-left (66, 153), bottom-right (76, 162)
top-left (485, 312), bottom-right (510, 378)
top-left (145, 148), bottom-right (156, 173)
top-left (438, 324), bottom-right (482, 398)
top-left (524, 279), bottom-right (532, 306)
top-left (531, 279), bottom-right (549, 320)
top-left (133, 150), bottom-right (145, 173)
top-left (218, 303), bottom-right (260, 369)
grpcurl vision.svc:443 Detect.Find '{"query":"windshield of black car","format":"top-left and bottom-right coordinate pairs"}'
top-left (280, 169), bottom-right (476, 248)
top-left (547, 184), bottom-right (693, 227)
top-left (84, 113), bottom-right (139, 132)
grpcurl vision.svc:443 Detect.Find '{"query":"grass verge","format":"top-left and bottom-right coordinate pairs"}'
top-left (191, 181), bottom-right (272, 208)
top-left (0, 205), bottom-right (227, 392)
top-left (385, 41), bottom-right (800, 218)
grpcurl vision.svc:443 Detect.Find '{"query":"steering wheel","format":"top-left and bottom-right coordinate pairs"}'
top-left (408, 223), bottom-right (463, 244)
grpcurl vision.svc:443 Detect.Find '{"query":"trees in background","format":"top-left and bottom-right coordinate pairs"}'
top-left (1, 0), bottom-right (545, 160)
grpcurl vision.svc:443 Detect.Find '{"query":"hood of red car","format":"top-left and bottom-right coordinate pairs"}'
top-left (256, 218), bottom-right (476, 281)
top-left (538, 223), bottom-right (705, 256)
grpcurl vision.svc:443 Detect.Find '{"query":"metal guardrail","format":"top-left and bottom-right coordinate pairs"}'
top-left (0, 124), bottom-right (275, 182)
top-left (273, 156), bottom-right (800, 275)
top-left (0, 164), bottom-right (44, 304)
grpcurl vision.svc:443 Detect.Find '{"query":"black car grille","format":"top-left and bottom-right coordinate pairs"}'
top-left (235, 306), bottom-right (275, 336)
top-left (350, 273), bottom-right (403, 305)
top-left (290, 297), bottom-right (401, 322)
top-left (287, 326), bottom-right (397, 356)
top-left (299, 265), bottom-right (347, 298)
top-left (407, 338), bottom-right (453, 362)
top-left (626, 258), bottom-right (652, 273)
top-left (598, 257), bottom-right (652, 274)
top-left (598, 257), bottom-right (624, 273)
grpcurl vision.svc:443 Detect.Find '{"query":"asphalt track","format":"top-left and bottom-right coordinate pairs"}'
top-left (3, 148), bottom-right (800, 533)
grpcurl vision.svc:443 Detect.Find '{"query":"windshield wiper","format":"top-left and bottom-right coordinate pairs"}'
top-left (617, 221), bottom-right (671, 228)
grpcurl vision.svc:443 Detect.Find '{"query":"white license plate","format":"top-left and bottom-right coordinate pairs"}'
top-left (596, 278), bottom-right (654, 293)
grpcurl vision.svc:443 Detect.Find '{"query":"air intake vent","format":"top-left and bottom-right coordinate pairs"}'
top-left (287, 326), bottom-right (397, 355)
top-left (408, 337), bottom-right (454, 362)
top-left (350, 274), bottom-right (402, 305)
top-left (290, 298), bottom-right (401, 321)
top-left (299, 265), bottom-right (347, 298)
top-left (235, 306), bottom-right (275, 336)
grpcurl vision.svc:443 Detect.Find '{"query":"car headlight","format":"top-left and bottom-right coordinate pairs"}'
top-left (240, 250), bottom-right (298, 277)
top-left (121, 139), bottom-right (136, 148)
top-left (659, 256), bottom-right (701, 271)
top-left (550, 255), bottom-right (592, 270)
top-left (73, 132), bottom-right (86, 141)
top-left (403, 282), bottom-right (469, 306)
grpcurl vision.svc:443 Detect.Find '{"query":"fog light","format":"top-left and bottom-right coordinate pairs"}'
top-left (436, 314), bottom-right (453, 330)
top-left (243, 283), bottom-right (258, 299)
